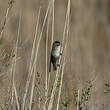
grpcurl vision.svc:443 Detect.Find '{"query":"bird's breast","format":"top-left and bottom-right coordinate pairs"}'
top-left (52, 45), bottom-right (61, 58)
top-left (52, 51), bottom-right (60, 58)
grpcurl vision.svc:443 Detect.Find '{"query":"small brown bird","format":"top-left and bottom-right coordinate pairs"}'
top-left (49, 41), bottom-right (61, 72)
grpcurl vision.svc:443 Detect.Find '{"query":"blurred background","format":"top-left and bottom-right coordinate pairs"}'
top-left (0, 0), bottom-right (110, 110)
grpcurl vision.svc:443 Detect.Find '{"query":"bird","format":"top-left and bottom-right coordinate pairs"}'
top-left (49, 41), bottom-right (61, 72)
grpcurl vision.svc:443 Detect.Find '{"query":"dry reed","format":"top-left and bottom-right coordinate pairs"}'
top-left (56, 1), bottom-right (70, 109)
top-left (29, 7), bottom-right (41, 110)
top-left (43, 6), bottom-right (51, 110)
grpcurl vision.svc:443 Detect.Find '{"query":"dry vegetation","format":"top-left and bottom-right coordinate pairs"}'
top-left (0, 0), bottom-right (110, 110)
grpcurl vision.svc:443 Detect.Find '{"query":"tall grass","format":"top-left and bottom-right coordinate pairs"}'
top-left (9, 10), bottom-right (22, 110)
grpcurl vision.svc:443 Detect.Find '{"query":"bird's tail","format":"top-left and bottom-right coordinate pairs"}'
top-left (53, 63), bottom-right (57, 71)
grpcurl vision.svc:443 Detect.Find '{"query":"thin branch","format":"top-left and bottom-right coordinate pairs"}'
top-left (77, 90), bottom-right (80, 110)
top-left (13, 11), bottom-right (22, 110)
top-left (51, 0), bottom-right (54, 47)
top-left (0, 0), bottom-right (14, 40)
top-left (43, 8), bottom-right (50, 110)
